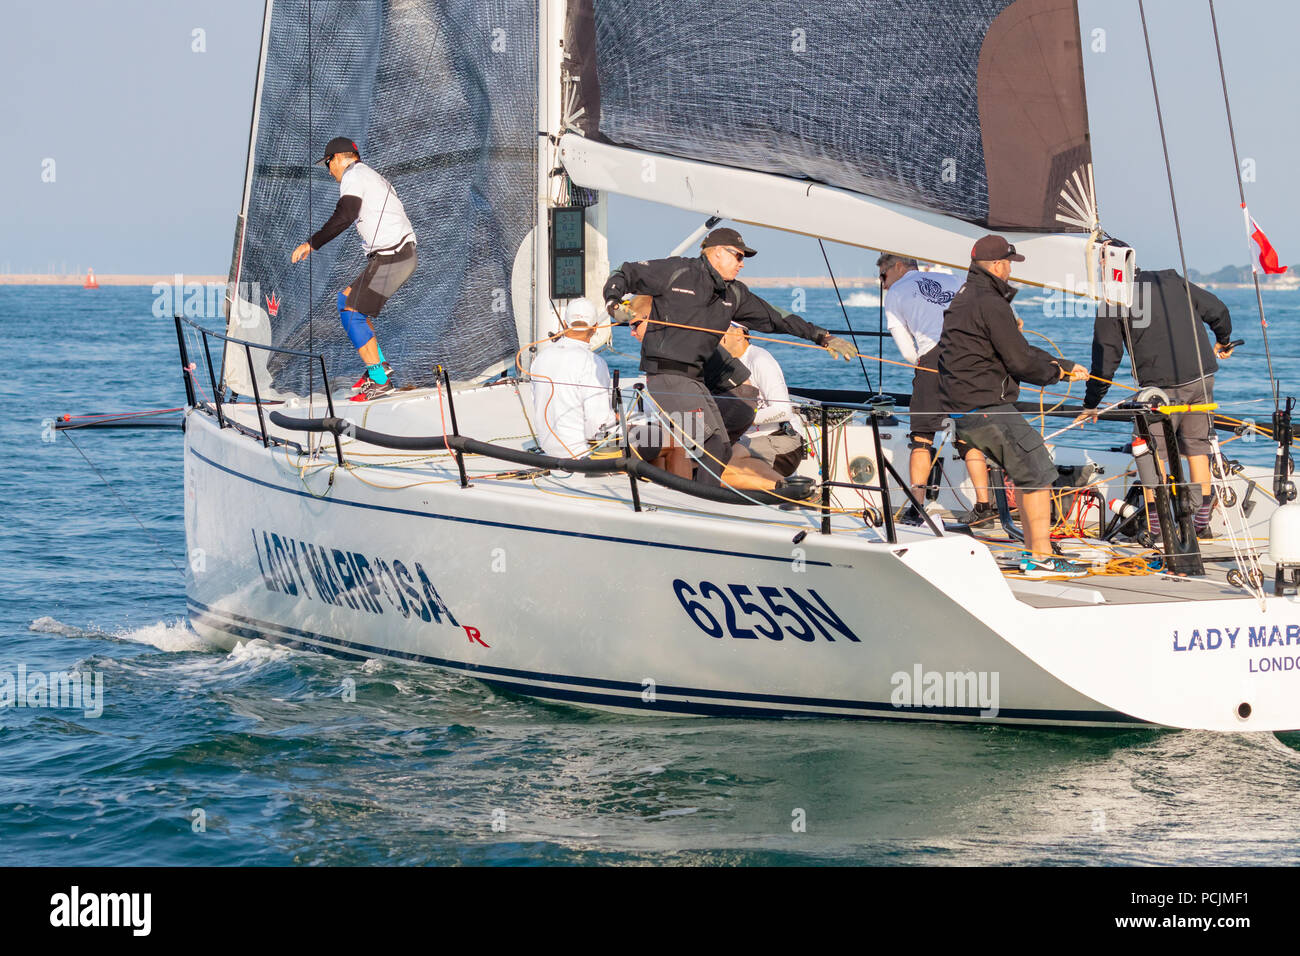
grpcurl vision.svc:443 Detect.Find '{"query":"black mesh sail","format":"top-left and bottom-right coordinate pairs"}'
top-left (231, 0), bottom-right (537, 394)
top-left (569, 0), bottom-right (1091, 232)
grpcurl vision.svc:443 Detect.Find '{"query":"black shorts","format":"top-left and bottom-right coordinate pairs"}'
top-left (346, 242), bottom-right (417, 318)
top-left (1141, 375), bottom-right (1215, 459)
top-left (909, 346), bottom-right (945, 437)
top-left (954, 405), bottom-right (1058, 491)
top-left (644, 372), bottom-right (730, 461)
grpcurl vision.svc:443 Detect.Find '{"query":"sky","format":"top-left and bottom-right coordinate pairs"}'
top-left (2, 0), bottom-right (1296, 277)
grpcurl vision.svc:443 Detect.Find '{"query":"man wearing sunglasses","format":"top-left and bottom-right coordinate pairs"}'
top-left (603, 227), bottom-right (857, 488)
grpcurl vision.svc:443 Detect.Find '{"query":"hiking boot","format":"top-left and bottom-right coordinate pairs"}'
top-left (349, 377), bottom-right (395, 402)
top-left (956, 501), bottom-right (997, 527)
top-left (1018, 553), bottom-right (1089, 578)
top-left (352, 362), bottom-right (394, 392)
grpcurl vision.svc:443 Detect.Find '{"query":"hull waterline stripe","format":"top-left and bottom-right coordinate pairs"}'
top-left (187, 600), bottom-right (1145, 726)
top-left (189, 446), bottom-right (836, 567)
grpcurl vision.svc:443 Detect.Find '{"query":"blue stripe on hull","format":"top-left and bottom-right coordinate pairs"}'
top-left (187, 600), bottom-right (1145, 727)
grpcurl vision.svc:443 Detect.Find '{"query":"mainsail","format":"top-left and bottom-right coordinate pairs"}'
top-left (226, 0), bottom-right (538, 395)
top-left (565, 0), bottom-right (1092, 233)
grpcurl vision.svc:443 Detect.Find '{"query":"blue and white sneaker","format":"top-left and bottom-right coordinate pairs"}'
top-left (1018, 552), bottom-right (1089, 578)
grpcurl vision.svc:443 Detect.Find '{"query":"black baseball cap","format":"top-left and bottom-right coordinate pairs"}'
top-left (315, 136), bottom-right (360, 167)
top-left (970, 234), bottom-right (1025, 262)
top-left (702, 227), bottom-right (757, 258)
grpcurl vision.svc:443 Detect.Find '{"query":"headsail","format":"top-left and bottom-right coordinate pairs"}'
top-left (225, 0), bottom-right (538, 396)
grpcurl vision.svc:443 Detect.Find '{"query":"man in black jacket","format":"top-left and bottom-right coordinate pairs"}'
top-left (937, 235), bottom-right (1089, 577)
top-left (1074, 267), bottom-right (1234, 535)
top-left (603, 227), bottom-right (857, 488)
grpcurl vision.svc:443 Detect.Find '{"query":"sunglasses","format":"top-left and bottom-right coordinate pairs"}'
top-left (722, 248), bottom-right (745, 263)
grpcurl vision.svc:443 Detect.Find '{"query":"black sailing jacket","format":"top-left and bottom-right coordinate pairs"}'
top-left (1083, 269), bottom-right (1232, 408)
top-left (602, 254), bottom-right (828, 378)
top-left (937, 264), bottom-right (1063, 412)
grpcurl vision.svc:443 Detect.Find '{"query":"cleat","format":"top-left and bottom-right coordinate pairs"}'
top-left (349, 377), bottom-right (395, 403)
top-left (1018, 553), bottom-right (1089, 578)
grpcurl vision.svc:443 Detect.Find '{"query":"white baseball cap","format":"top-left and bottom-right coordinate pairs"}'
top-left (564, 298), bottom-right (597, 327)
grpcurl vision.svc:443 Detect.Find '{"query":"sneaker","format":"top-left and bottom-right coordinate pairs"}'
top-left (898, 505), bottom-right (925, 526)
top-left (351, 362), bottom-right (394, 392)
top-left (349, 377), bottom-right (395, 403)
top-left (956, 502), bottom-right (997, 527)
top-left (1018, 553), bottom-right (1089, 578)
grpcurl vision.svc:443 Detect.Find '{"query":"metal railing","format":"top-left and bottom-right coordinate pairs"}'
top-left (173, 313), bottom-right (342, 464)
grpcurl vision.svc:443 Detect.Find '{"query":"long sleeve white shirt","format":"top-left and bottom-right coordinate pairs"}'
top-left (529, 336), bottom-right (615, 458)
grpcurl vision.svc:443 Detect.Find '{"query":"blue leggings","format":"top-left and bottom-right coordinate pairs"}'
top-left (338, 291), bottom-right (373, 350)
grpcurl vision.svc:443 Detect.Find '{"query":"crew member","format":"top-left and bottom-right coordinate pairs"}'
top-left (879, 253), bottom-right (994, 525)
top-left (1075, 262), bottom-right (1234, 537)
top-left (937, 235), bottom-right (1090, 577)
top-left (291, 135), bottom-right (417, 403)
top-left (720, 323), bottom-right (806, 477)
top-left (529, 298), bottom-right (615, 458)
top-left (630, 305), bottom-right (778, 488)
top-left (603, 227), bottom-right (857, 489)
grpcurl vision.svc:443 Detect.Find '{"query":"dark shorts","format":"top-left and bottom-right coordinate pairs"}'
top-left (1141, 375), bottom-right (1215, 459)
top-left (713, 383), bottom-right (759, 445)
top-left (909, 346), bottom-right (945, 437)
top-left (346, 242), bottom-right (417, 318)
top-left (645, 372), bottom-right (730, 460)
top-left (955, 405), bottom-right (1058, 491)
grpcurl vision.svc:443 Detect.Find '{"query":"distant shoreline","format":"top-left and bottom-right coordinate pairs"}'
top-left (0, 274), bottom-right (226, 286)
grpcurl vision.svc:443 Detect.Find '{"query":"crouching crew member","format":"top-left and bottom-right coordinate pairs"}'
top-left (603, 227), bottom-right (857, 489)
top-left (529, 299), bottom-right (615, 458)
top-left (291, 135), bottom-right (417, 403)
top-left (720, 322), bottom-right (806, 477)
top-left (937, 235), bottom-right (1090, 578)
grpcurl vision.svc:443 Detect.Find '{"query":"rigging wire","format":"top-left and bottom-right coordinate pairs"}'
top-left (817, 239), bottom-right (875, 393)
top-left (1208, 0), bottom-right (1279, 410)
top-left (61, 432), bottom-right (184, 575)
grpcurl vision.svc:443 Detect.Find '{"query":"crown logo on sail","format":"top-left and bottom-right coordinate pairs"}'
top-left (266, 292), bottom-right (280, 317)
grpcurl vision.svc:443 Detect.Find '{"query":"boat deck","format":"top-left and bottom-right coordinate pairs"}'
top-left (1004, 543), bottom-right (1265, 607)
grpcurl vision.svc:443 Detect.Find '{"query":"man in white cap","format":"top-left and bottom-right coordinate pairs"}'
top-left (529, 299), bottom-right (615, 458)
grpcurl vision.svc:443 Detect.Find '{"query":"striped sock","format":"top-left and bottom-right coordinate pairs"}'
top-left (1146, 506), bottom-right (1161, 537)
top-left (1194, 498), bottom-right (1213, 531)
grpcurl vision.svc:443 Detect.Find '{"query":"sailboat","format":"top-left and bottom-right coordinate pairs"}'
top-left (178, 0), bottom-right (1300, 731)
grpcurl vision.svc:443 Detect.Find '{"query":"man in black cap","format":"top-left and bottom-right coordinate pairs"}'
top-left (603, 227), bottom-right (858, 488)
top-left (291, 136), bottom-right (417, 402)
top-left (937, 235), bottom-right (1090, 577)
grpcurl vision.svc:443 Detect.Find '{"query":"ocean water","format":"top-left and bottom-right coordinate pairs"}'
top-left (4, 282), bottom-right (1300, 866)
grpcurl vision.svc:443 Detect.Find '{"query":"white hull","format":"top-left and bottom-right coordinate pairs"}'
top-left (183, 383), bottom-right (1300, 732)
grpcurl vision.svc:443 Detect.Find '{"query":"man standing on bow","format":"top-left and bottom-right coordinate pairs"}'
top-left (603, 227), bottom-right (858, 488)
top-left (879, 252), bottom-right (994, 526)
top-left (291, 136), bottom-right (417, 403)
top-left (937, 235), bottom-right (1090, 577)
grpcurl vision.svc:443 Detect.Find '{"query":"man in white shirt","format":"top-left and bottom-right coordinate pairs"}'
top-left (720, 323), bottom-right (805, 476)
top-left (291, 136), bottom-right (418, 402)
top-left (879, 253), bottom-right (993, 525)
top-left (529, 299), bottom-right (615, 458)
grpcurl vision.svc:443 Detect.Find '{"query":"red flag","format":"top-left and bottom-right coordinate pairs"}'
top-left (1244, 205), bottom-right (1287, 275)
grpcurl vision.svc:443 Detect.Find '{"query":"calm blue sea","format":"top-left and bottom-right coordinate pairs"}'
top-left (4, 282), bottom-right (1300, 866)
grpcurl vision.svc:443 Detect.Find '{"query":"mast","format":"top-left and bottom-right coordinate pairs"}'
top-left (529, 0), bottom-right (563, 373)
